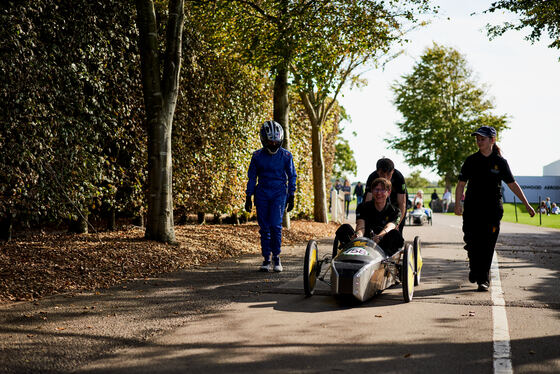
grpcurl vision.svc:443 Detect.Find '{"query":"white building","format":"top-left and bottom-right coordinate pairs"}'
top-left (502, 159), bottom-right (560, 203)
top-left (544, 160), bottom-right (560, 176)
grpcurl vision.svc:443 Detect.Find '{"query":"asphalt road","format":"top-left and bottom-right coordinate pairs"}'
top-left (1, 213), bottom-right (559, 373)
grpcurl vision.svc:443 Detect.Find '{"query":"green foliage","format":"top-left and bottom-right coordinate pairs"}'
top-left (405, 170), bottom-right (430, 191)
top-left (205, 1), bottom-right (434, 222)
top-left (172, 8), bottom-right (272, 214)
top-left (486, 0), bottom-right (560, 50)
top-left (172, 4), bottom-right (337, 218)
top-left (0, 0), bottom-right (145, 226)
top-left (290, 94), bottom-right (340, 218)
top-left (333, 136), bottom-right (357, 179)
top-left (291, 0), bottom-right (435, 103)
top-left (211, 0), bottom-right (435, 130)
top-left (0, 0), bottom-right (346, 228)
top-left (388, 43), bottom-right (509, 187)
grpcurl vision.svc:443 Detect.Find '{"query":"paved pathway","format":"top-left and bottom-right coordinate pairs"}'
top-left (79, 214), bottom-right (560, 373)
top-left (2, 213), bottom-right (559, 373)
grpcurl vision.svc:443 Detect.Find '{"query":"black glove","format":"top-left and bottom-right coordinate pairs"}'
top-left (244, 196), bottom-right (252, 213)
top-left (286, 195), bottom-right (294, 212)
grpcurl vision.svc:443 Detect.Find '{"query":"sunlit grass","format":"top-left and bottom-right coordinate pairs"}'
top-left (440, 203), bottom-right (559, 229)
top-left (502, 203), bottom-right (560, 229)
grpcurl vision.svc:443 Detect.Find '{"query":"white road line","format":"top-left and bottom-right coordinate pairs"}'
top-left (491, 253), bottom-right (513, 374)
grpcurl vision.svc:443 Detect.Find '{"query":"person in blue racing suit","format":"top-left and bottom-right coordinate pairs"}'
top-left (245, 121), bottom-right (297, 272)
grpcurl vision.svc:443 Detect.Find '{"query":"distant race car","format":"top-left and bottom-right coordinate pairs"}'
top-left (408, 207), bottom-right (433, 226)
top-left (303, 234), bottom-right (422, 303)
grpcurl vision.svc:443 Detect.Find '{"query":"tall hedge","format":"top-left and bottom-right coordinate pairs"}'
top-left (0, 0), bottom-right (145, 234)
top-left (0, 1), bottom-right (341, 234)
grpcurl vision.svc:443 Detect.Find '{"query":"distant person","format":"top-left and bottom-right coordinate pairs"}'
top-left (551, 203), bottom-right (559, 215)
top-left (245, 121), bottom-right (297, 272)
top-left (333, 179), bottom-right (342, 192)
top-left (545, 197), bottom-right (552, 214)
top-left (329, 179), bottom-right (342, 210)
top-left (353, 181), bottom-right (364, 206)
top-left (442, 188), bottom-right (452, 213)
top-left (365, 158), bottom-right (407, 233)
top-left (455, 126), bottom-right (535, 292)
top-left (430, 189), bottom-right (439, 209)
top-left (413, 189), bottom-right (424, 207)
top-left (539, 201), bottom-right (548, 215)
top-left (413, 200), bottom-right (432, 219)
top-left (342, 179), bottom-right (352, 218)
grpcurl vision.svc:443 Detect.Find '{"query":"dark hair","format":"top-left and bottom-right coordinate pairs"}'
top-left (376, 158), bottom-right (394, 173)
top-left (371, 177), bottom-right (392, 192)
top-left (492, 144), bottom-right (502, 156)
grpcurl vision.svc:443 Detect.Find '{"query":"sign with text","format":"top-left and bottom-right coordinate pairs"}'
top-left (502, 176), bottom-right (560, 204)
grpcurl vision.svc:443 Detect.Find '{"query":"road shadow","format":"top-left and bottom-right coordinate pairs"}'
top-left (69, 334), bottom-right (560, 374)
top-left (2, 226), bottom-right (559, 373)
top-left (496, 230), bottom-right (560, 310)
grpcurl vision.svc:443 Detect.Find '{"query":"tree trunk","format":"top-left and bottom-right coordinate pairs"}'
top-left (136, 0), bottom-right (184, 243)
top-left (445, 175), bottom-right (453, 191)
top-left (107, 209), bottom-right (116, 231)
top-left (0, 213), bottom-right (13, 242)
top-left (197, 212), bottom-right (206, 224)
top-left (69, 214), bottom-right (88, 234)
top-left (213, 213), bottom-right (222, 224)
top-left (273, 67), bottom-right (291, 230)
top-left (133, 213), bottom-right (144, 228)
top-left (299, 91), bottom-right (329, 223)
top-left (311, 120), bottom-right (328, 222)
top-left (145, 114), bottom-right (176, 242)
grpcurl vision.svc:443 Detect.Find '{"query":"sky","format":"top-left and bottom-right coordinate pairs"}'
top-left (337, 0), bottom-right (560, 184)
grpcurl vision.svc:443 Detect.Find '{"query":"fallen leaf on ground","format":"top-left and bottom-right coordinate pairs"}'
top-left (0, 221), bottom-right (337, 303)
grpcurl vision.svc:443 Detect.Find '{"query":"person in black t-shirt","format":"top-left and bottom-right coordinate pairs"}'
top-left (353, 181), bottom-right (364, 205)
top-left (455, 126), bottom-right (535, 292)
top-left (430, 189), bottom-right (439, 209)
top-left (365, 158), bottom-right (407, 233)
top-left (355, 178), bottom-right (403, 255)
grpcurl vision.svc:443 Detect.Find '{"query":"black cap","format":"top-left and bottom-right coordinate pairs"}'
top-left (472, 126), bottom-right (496, 138)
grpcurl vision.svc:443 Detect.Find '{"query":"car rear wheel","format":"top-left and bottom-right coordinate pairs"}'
top-left (332, 236), bottom-right (340, 259)
top-left (304, 240), bottom-right (319, 297)
top-left (402, 244), bottom-right (415, 302)
top-left (413, 236), bottom-right (422, 286)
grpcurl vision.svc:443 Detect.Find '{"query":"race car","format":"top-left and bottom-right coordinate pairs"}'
top-left (407, 206), bottom-right (433, 226)
top-left (303, 234), bottom-right (422, 302)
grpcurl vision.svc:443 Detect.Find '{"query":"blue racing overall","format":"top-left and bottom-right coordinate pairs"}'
top-left (246, 148), bottom-right (297, 260)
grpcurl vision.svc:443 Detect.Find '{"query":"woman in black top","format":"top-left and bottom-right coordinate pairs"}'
top-left (455, 126), bottom-right (535, 291)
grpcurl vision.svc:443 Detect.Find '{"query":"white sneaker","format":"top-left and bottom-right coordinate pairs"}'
top-left (273, 257), bottom-right (283, 272)
top-left (259, 260), bottom-right (271, 272)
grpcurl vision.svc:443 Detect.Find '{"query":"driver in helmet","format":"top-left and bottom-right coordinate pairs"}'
top-left (245, 121), bottom-right (297, 272)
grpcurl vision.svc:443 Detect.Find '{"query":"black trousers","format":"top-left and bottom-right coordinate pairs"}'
top-left (462, 214), bottom-right (501, 284)
top-left (378, 229), bottom-right (404, 256)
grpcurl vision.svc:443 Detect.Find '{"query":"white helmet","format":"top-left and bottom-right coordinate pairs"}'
top-left (260, 120), bottom-right (284, 154)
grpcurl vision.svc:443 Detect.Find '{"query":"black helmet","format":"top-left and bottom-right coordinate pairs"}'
top-left (260, 120), bottom-right (284, 154)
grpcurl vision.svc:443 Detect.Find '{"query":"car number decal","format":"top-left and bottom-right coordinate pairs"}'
top-left (345, 247), bottom-right (369, 256)
top-left (352, 241), bottom-right (367, 247)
